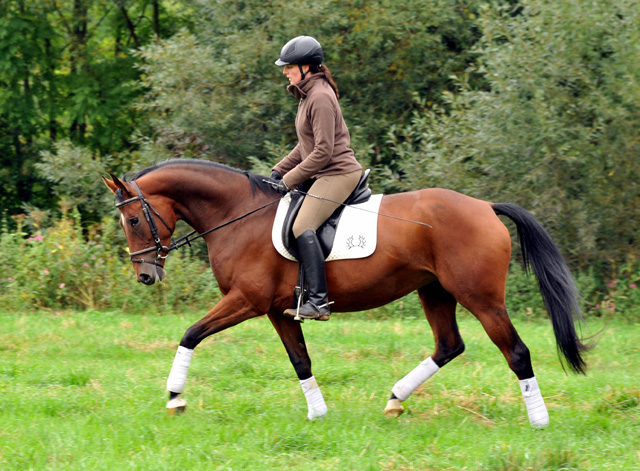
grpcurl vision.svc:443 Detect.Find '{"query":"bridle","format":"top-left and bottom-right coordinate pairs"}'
top-left (115, 181), bottom-right (175, 267)
top-left (115, 180), bottom-right (281, 266)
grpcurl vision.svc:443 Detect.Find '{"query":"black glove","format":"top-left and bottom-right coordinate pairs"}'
top-left (264, 175), bottom-right (289, 194)
top-left (270, 170), bottom-right (282, 181)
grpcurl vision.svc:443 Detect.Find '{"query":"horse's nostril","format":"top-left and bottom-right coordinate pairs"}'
top-left (139, 273), bottom-right (153, 285)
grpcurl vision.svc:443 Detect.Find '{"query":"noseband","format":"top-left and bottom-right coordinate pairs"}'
top-left (114, 180), bottom-right (282, 266)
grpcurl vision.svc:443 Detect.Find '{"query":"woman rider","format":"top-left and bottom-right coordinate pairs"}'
top-left (268, 36), bottom-right (363, 321)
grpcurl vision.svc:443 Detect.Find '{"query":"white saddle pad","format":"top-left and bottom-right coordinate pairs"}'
top-left (271, 193), bottom-right (383, 262)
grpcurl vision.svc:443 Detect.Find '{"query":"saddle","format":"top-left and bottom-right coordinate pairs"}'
top-left (282, 169), bottom-right (372, 260)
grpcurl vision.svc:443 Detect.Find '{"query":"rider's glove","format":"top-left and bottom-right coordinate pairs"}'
top-left (270, 170), bottom-right (282, 181)
top-left (264, 173), bottom-right (289, 194)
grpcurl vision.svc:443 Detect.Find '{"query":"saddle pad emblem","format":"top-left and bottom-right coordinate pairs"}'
top-left (271, 193), bottom-right (383, 262)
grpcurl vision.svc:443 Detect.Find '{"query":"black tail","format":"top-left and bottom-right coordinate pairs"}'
top-left (493, 203), bottom-right (589, 374)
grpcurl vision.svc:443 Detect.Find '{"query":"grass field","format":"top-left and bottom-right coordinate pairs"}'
top-left (0, 309), bottom-right (638, 470)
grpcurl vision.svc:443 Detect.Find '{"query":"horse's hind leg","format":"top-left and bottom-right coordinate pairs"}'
top-left (267, 312), bottom-right (327, 420)
top-left (385, 281), bottom-right (464, 417)
top-left (465, 300), bottom-right (549, 428)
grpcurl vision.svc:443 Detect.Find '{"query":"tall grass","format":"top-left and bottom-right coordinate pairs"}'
top-left (0, 311), bottom-right (638, 470)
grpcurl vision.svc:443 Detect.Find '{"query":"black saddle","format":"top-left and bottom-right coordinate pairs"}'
top-left (282, 169), bottom-right (372, 260)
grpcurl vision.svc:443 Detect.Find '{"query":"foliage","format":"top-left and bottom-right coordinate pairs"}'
top-left (386, 0), bottom-right (640, 273)
top-left (592, 256), bottom-right (640, 320)
top-left (35, 140), bottom-right (114, 224)
top-left (2, 211), bottom-right (639, 320)
top-left (0, 0), bottom-right (194, 218)
top-left (0, 211), bottom-right (220, 312)
top-left (134, 0), bottom-right (485, 168)
top-left (3, 0), bottom-right (640, 299)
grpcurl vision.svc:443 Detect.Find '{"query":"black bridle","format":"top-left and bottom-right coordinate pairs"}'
top-left (115, 180), bottom-right (281, 266)
top-left (115, 181), bottom-right (175, 266)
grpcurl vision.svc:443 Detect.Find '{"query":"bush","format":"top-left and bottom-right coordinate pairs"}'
top-left (2, 208), bottom-right (638, 321)
top-left (591, 256), bottom-right (640, 321)
top-left (387, 0), bottom-right (640, 274)
top-left (360, 261), bottom-right (639, 322)
top-left (0, 210), bottom-right (221, 313)
top-left (503, 261), bottom-right (640, 322)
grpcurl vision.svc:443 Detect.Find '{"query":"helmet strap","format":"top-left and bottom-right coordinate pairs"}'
top-left (298, 64), bottom-right (307, 81)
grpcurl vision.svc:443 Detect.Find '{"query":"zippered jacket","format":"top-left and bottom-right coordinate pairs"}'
top-left (274, 73), bottom-right (362, 189)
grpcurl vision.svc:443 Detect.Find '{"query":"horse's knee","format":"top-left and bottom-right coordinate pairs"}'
top-left (433, 339), bottom-right (465, 367)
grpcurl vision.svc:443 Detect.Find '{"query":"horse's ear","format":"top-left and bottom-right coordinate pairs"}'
top-left (102, 173), bottom-right (130, 197)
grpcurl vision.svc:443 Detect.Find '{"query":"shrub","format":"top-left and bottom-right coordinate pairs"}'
top-left (591, 256), bottom-right (640, 321)
top-left (0, 210), bottom-right (220, 313)
top-left (387, 0), bottom-right (640, 274)
top-left (1, 209), bottom-right (638, 321)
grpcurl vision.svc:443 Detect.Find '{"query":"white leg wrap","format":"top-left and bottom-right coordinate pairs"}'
top-left (167, 346), bottom-right (194, 393)
top-left (519, 376), bottom-right (549, 429)
top-left (300, 376), bottom-right (327, 420)
top-left (392, 357), bottom-right (440, 401)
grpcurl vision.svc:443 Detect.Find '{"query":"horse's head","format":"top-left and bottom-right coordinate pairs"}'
top-left (103, 174), bottom-right (176, 285)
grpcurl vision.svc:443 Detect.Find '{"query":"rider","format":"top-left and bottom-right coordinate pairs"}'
top-left (269, 36), bottom-right (362, 321)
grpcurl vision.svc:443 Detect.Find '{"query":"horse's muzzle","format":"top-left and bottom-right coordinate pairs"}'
top-left (138, 264), bottom-right (167, 285)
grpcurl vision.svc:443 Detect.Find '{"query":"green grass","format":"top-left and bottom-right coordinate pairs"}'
top-left (0, 310), bottom-right (638, 470)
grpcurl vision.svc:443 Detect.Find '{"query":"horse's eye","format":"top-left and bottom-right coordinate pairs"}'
top-left (129, 217), bottom-right (139, 227)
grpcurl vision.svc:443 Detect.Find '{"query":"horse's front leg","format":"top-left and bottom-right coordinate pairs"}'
top-left (166, 289), bottom-right (261, 415)
top-left (267, 312), bottom-right (327, 420)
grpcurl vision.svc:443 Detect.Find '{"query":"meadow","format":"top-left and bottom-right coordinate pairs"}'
top-left (0, 309), bottom-right (638, 471)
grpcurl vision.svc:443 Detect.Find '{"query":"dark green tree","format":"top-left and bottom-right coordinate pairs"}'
top-left (134, 0), bottom-right (485, 173)
top-left (388, 0), bottom-right (640, 271)
top-left (0, 0), bottom-right (192, 220)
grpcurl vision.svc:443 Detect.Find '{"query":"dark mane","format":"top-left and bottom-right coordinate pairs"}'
top-left (124, 159), bottom-right (276, 196)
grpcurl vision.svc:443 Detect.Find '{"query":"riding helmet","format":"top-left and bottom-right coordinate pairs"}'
top-left (275, 36), bottom-right (324, 66)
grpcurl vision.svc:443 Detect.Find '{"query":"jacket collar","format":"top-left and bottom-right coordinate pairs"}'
top-left (287, 74), bottom-right (324, 100)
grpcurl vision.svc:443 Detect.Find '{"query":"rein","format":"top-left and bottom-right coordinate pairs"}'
top-left (116, 181), bottom-right (281, 265)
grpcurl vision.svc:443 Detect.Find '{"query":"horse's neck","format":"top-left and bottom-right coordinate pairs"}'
top-left (150, 167), bottom-right (258, 234)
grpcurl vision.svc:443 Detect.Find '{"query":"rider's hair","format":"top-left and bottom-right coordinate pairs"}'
top-left (310, 64), bottom-right (339, 99)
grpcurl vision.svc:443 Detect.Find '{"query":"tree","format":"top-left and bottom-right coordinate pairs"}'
top-left (387, 0), bottom-right (640, 271)
top-left (134, 0), bottom-right (485, 172)
top-left (0, 0), bottom-right (193, 220)
top-left (0, 1), bottom-right (55, 213)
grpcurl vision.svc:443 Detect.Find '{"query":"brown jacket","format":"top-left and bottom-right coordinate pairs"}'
top-left (274, 73), bottom-right (362, 189)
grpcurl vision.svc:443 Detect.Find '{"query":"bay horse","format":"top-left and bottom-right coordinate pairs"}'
top-left (103, 159), bottom-right (588, 428)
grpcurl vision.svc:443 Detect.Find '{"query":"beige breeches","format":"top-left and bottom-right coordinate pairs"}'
top-left (292, 170), bottom-right (362, 238)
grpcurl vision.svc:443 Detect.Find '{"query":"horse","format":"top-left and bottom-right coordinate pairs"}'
top-left (102, 158), bottom-right (589, 428)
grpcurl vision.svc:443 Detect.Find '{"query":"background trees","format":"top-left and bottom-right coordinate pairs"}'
top-left (0, 0), bottom-right (192, 222)
top-left (2, 0), bottom-right (639, 279)
top-left (134, 0), bottom-right (483, 168)
top-left (386, 0), bottom-right (640, 271)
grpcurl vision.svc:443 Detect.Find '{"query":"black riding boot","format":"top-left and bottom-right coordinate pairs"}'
top-left (283, 230), bottom-right (331, 321)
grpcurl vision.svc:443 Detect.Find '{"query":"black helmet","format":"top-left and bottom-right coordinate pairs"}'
top-left (275, 36), bottom-right (324, 66)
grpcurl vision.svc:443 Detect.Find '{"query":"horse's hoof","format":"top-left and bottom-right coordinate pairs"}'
top-left (307, 404), bottom-right (328, 421)
top-left (384, 398), bottom-right (405, 418)
top-left (166, 396), bottom-right (187, 416)
top-left (529, 417), bottom-right (549, 429)
top-left (307, 412), bottom-right (326, 421)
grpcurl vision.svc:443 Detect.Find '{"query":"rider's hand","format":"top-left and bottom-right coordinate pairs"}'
top-left (270, 170), bottom-right (282, 181)
top-left (265, 175), bottom-right (289, 194)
